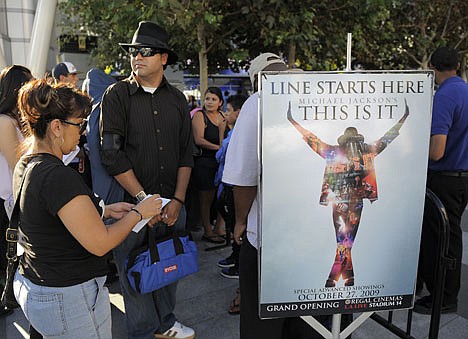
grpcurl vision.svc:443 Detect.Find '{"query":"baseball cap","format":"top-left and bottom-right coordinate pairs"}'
top-left (248, 53), bottom-right (286, 85)
top-left (52, 62), bottom-right (80, 79)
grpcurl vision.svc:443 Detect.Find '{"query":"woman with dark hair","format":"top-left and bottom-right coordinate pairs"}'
top-left (192, 86), bottom-right (226, 243)
top-left (12, 79), bottom-right (162, 338)
top-left (0, 65), bottom-right (33, 317)
top-left (288, 101), bottom-right (409, 287)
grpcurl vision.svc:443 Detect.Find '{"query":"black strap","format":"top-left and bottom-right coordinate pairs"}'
top-left (131, 271), bottom-right (142, 293)
top-left (147, 229), bottom-right (187, 264)
top-left (5, 160), bottom-right (35, 261)
top-left (200, 109), bottom-right (208, 127)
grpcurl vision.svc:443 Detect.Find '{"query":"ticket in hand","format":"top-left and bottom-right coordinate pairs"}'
top-left (132, 195), bottom-right (171, 233)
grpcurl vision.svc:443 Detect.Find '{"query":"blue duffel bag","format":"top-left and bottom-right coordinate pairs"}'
top-left (126, 230), bottom-right (198, 294)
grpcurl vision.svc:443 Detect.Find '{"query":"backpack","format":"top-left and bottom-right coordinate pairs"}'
top-left (85, 69), bottom-right (124, 204)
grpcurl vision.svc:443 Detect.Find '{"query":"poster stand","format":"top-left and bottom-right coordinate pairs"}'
top-left (301, 312), bottom-right (373, 339)
top-left (259, 33), bottom-right (433, 339)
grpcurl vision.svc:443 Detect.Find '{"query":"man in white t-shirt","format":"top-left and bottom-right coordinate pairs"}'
top-left (223, 53), bottom-right (317, 338)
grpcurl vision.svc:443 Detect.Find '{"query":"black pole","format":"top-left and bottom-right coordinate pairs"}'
top-left (425, 189), bottom-right (452, 339)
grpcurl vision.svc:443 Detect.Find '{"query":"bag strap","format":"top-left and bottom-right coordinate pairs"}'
top-left (5, 159), bottom-right (35, 260)
top-left (200, 109), bottom-right (208, 127)
top-left (147, 229), bottom-right (185, 264)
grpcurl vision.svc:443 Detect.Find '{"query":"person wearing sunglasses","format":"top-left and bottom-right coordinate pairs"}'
top-left (60, 118), bottom-right (88, 134)
top-left (12, 79), bottom-right (163, 338)
top-left (100, 21), bottom-right (194, 339)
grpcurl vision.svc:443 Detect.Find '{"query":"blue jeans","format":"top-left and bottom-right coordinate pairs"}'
top-left (14, 272), bottom-right (111, 338)
top-left (113, 208), bottom-right (186, 339)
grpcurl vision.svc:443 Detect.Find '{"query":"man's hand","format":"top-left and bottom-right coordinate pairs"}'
top-left (160, 200), bottom-right (182, 226)
top-left (147, 212), bottom-right (163, 227)
top-left (233, 222), bottom-right (247, 245)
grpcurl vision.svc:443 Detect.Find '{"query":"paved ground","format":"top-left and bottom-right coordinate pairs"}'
top-left (2, 210), bottom-right (468, 338)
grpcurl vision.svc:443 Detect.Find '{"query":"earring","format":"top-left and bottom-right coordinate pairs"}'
top-left (54, 136), bottom-right (64, 147)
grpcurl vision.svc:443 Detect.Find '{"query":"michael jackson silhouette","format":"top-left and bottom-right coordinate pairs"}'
top-left (287, 100), bottom-right (409, 287)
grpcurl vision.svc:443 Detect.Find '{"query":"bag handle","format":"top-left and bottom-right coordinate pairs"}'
top-left (148, 229), bottom-right (185, 264)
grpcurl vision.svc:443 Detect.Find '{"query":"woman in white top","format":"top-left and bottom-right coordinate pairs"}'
top-left (0, 65), bottom-right (33, 318)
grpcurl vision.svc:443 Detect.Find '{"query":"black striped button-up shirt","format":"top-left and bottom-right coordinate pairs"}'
top-left (100, 74), bottom-right (193, 199)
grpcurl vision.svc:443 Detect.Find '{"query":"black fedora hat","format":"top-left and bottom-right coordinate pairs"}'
top-left (337, 127), bottom-right (364, 146)
top-left (119, 21), bottom-right (178, 65)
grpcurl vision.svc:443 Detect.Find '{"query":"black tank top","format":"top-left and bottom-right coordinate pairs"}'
top-left (201, 111), bottom-right (220, 158)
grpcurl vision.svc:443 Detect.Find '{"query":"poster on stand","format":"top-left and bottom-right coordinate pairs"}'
top-left (259, 71), bottom-right (433, 318)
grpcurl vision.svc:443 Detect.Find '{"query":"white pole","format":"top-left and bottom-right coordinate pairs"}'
top-left (28, 0), bottom-right (58, 78)
top-left (332, 313), bottom-right (342, 339)
top-left (346, 33), bottom-right (352, 71)
top-left (0, 50), bottom-right (6, 70)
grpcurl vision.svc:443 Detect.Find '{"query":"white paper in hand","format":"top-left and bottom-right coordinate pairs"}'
top-left (132, 195), bottom-right (171, 233)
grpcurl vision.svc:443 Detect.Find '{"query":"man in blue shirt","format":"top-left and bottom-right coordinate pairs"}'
top-left (415, 46), bottom-right (468, 314)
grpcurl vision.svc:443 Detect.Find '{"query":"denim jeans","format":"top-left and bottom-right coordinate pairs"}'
top-left (113, 208), bottom-right (186, 339)
top-left (14, 272), bottom-right (111, 338)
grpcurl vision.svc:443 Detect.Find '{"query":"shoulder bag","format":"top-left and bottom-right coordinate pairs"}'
top-left (1, 160), bottom-right (33, 308)
top-left (126, 229), bottom-right (198, 294)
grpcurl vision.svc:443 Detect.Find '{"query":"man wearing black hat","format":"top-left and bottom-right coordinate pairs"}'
top-left (100, 21), bottom-right (194, 338)
top-left (415, 46), bottom-right (468, 315)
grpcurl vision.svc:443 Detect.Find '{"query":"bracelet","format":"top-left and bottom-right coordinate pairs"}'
top-left (130, 208), bottom-right (143, 221)
top-left (172, 196), bottom-right (184, 205)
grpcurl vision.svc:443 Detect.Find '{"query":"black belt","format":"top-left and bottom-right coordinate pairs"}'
top-left (436, 171), bottom-right (468, 177)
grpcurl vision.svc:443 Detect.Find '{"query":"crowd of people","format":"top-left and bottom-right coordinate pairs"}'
top-left (0, 19), bottom-right (467, 339)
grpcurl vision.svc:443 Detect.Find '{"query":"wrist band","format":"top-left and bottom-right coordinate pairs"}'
top-left (172, 196), bottom-right (184, 205)
top-left (131, 208), bottom-right (143, 221)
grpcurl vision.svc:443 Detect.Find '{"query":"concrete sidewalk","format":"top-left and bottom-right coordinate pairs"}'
top-left (2, 222), bottom-right (468, 338)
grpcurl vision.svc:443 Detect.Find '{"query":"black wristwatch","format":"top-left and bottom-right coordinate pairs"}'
top-left (135, 190), bottom-right (147, 203)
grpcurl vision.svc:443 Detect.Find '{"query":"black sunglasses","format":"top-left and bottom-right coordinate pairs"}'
top-left (128, 47), bottom-right (164, 57)
top-left (61, 119), bottom-right (88, 134)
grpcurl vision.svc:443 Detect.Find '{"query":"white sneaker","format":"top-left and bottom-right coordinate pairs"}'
top-left (155, 321), bottom-right (195, 339)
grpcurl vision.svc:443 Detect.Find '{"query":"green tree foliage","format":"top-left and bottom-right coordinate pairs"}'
top-left (227, 1), bottom-right (318, 69)
top-left (310, 0), bottom-right (467, 73)
top-left (58, 0), bottom-right (159, 74)
top-left (386, 0), bottom-right (468, 73)
top-left (310, 0), bottom-right (392, 70)
top-left (156, 0), bottom-right (245, 97)
top-left (59, 0), bottom-right (468, 80)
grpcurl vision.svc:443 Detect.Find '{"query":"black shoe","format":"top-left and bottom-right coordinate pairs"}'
top-left (218, 256), bottom-right (236, 268)
top-left (220, 267), bottom-right (239, 279)
top-left (0, 306), bottom-right (14, 318)
top-left (413, 295), bottom-right (457, 314)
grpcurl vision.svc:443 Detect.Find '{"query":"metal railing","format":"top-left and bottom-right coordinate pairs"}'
top-left (370, 188), bottom-right (456, 339)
